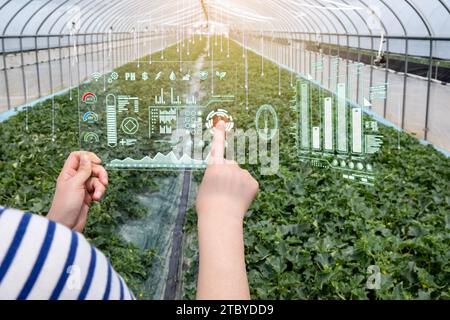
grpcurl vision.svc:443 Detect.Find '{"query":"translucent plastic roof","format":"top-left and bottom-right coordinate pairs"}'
top-left (213, 0), bottom-right (450, 37)
top-left (0, 0), bottom-right (449, 36)
top-left (0, 0), bottom-right (203, 35)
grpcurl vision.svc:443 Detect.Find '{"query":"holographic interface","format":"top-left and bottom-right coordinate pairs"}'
top-left (79, 61), bottom-right (237, 170)
top-left (292, 55), bottom-right (386, 186)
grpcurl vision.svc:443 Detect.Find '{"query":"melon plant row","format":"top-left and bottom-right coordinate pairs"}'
top-left (180, 39), bottom-right (450, 300)
top-left (0, 38), bottom-right (449, 300)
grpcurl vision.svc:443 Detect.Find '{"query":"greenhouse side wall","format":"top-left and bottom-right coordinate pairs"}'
top-left (0, 32), bottom-right (177, 114)
top-left (236, 31), bottom-right (450, 154)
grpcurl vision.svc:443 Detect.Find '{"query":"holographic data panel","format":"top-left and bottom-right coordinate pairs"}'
top-left (293, 77), bottom-right (383, 186)
top-left (79, 61), bottom-right (237, 170)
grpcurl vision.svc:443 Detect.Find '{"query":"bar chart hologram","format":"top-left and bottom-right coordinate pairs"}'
top-left (294, 79), bottom-right (383, 186)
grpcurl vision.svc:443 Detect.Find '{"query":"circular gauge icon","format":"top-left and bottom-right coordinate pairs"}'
top-left (255, 104), bottom-right (278, 141)
top-left (205, 109), bottom-right (234, 132)
top-left (83, 132), bottom-right (99, 144)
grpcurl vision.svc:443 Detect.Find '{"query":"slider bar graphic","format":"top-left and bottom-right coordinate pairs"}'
top-left (324, 97), bottom-right (333, 151)
top-left (337, 83), bottom-right (347, 153)
top-left (300, 82), bottom-right (309, 149)
top-left (106, 94), bottom-right (117, 147)
top-left (352, 107), bottom-right (363, 154)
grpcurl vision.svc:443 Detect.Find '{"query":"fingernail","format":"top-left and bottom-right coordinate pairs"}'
top-left (214, 120), bottom-right (223, 128)
top-left (81, 153), bottom-right (89, 164)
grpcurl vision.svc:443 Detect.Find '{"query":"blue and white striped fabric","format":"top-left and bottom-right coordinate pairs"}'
top-left (0, 206), bottom-right (135, 300)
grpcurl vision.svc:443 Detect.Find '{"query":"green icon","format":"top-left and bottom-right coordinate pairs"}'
top-left (108, 72), bottom-right (119, 83)
top-left (182, 71), bottom-right (191, 81)
top-left (119, 138), bottom-right (137, 146)
top-left (83, 132), bottom-right (99, 143)
top-left (255, 104), bottom-right (278, 141)
top-left (198, 71), bottom-right (208, 80)
top-left (121, 117), bottom-right (139, 135)
top-left (92, 72), bottom-right (101, 82)
top-left (216, 71), bottom-right (227, 80)
top-left (125, 72), bottom-right (136, 81)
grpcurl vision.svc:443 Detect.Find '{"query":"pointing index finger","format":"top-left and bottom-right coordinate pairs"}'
top-left (210, 120), bottom-right (226, 164)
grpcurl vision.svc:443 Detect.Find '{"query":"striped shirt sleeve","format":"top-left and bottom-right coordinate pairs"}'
top-left (0, 206), bottom-right (135, 300)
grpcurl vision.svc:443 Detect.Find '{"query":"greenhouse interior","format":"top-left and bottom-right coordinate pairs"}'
top-left (0, 0), bottom-right (449, 300)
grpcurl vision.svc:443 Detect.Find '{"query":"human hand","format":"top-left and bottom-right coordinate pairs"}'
top-left (196, 121), bottom-right (259, 223)
top-left (196, 121), bottom-right (256, 299)
top-left (47, 151), bottom-right (108, 233)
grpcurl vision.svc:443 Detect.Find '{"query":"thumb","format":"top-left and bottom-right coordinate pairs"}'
top-left (74, 153), bottom-right (92, 185)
